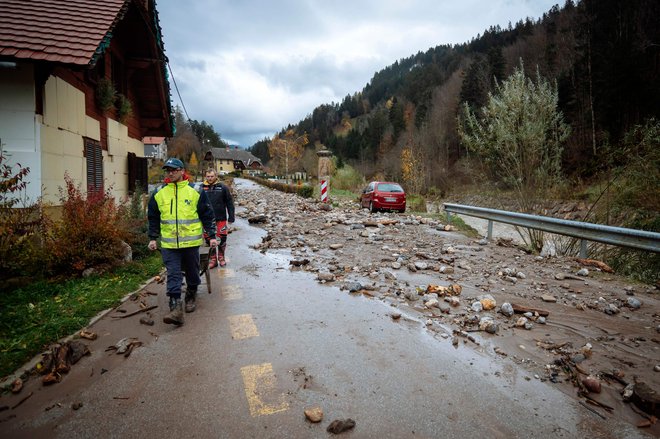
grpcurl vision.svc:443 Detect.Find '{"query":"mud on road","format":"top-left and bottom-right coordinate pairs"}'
top-left (238, 179), bottom-right (660, 434)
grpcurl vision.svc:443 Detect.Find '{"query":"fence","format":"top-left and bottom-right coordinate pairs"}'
top-left (443, 203), bottom-right (660, 258)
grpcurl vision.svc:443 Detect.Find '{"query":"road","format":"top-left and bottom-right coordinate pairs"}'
top-left (0, 181), bottom-right (648, 438)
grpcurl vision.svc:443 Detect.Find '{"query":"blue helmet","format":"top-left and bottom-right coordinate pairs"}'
top-left (162, 157), bottom-right (184, 169)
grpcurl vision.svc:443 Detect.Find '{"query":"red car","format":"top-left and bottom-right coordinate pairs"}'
top-left (360, 181), bottom-right (406, 213)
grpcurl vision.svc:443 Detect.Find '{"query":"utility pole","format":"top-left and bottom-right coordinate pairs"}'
top-left (285, 141), bottom-right (289, 185)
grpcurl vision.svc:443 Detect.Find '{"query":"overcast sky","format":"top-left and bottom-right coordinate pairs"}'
top-left (157, 0), bottom-right (560, 147)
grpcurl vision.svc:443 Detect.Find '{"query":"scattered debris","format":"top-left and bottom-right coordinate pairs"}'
top-left (10, 378), bottom-right (22, 394)
top-left (113, 305), bottom-right (158, 319)
top-left (511, 304), bottom-right (549, 317)
top-left (581, 376), bottom-right (602, 394)
top-left (139, 316), bottom-right (155, 326)
top-left (248, 214), bottom-right (268, 224)
top-left (79, 330), bottom-right (97, 340)
top-left (38, 341), bottom-right (90, 385)
top-left (317, 272), bottom-right (335, 282)
top-left (426, 284), bottom-right (461, 296)
top-left (71, 402), bottom-right (83, 410)
top-left (106, 337), bottom-right (142, 357)
top-left (10, 391), bottom-right (33, 409)
top-left (631, 382), bottom-right (660, 418)
top-left (326, 418), bottom-right (356, 434)
top-left (304, 406), bottom-right (323, 423)
top-left (576, 258), bottom-right (614, 273)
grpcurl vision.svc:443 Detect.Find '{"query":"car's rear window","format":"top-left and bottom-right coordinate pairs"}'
top-left (377, 183), bottom-right (403, 192)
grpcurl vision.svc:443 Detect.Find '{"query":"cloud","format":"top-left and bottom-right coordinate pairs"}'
top-left (159, 0), bottom-right (559, 146)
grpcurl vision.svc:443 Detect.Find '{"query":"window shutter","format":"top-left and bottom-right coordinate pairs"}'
top-left (84, 138), bottom-right (103, 195)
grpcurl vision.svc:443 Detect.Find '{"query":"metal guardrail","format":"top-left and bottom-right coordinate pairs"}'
top-left (443, 203), bottom-right (660, 258)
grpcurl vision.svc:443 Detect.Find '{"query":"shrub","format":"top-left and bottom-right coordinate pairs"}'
top-left (123, 186), bottom-right (150, 260)
top-left (406, 194), bottom-right (427, 213)
top-left (45, 175), bottom-right (131, 275)
top-left (0, 154), bottom-right (47, 287)
top-left (297, 186), bottom-right (314, 198)
top-left (96, 78), bottom-right (116, 112)
top-left (116, 93), bottom-right (133, 123)
top-left (331, 164), bottom-right (364, 191)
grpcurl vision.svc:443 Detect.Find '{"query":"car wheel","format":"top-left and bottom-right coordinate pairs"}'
top-left (369, 201), bottom-right (376, 213)
top-left (398, 208), bottom-right (405, 213)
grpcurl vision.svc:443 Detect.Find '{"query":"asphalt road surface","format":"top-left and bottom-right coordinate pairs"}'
top-left (0, 191), bottom-right (647, 438)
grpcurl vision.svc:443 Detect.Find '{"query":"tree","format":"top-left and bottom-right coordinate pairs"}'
top-left (458, 61), bottom-right (570, 211)
top-left (248, 138), bottom-right (271, 165)
top-left (268, 130), bottom-right (308, 183)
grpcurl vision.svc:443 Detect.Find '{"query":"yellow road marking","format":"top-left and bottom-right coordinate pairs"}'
top-left (240, 363), bottom-right (289, 417)
top-left (222, 284), bottom-right (243, 301)
top-left (216, 268), bottom-right (235, 278)
top-left (228, 314), bottom-right (259, 340)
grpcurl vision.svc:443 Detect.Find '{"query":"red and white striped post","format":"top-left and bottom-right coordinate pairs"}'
top-left (320, 179), bottom-right (328, 203)
top-left (317, 149), bottom-right (332, 204)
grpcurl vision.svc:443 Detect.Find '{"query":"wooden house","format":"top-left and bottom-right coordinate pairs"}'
top-left (0, 0), bottom-right (173, 206)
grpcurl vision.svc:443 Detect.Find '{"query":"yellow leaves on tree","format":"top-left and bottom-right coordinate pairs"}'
top-left (401, 146), bottom-right (422, 194)
top-left (189, 151), bottom-right (199, 168)
top-left (268, 130), bottom-right (309, 178)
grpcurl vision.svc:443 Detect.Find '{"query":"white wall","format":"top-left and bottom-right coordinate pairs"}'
top-left (0, 62), bottom-right (41, 204)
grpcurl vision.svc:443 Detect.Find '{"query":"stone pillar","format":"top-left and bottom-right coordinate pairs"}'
top-left (316, 149), bottom-right (332, 203)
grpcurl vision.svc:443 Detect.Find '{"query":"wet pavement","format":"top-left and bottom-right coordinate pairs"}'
top-left (0, 179), bottom-right (653, 438)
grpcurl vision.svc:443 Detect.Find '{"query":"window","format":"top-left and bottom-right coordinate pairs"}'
top-left (128, 152), bottom-right (148, 194)
top-left (84, 138), bottom-right (103, 195)
top-left (111, 54), bottom-right (126, 96)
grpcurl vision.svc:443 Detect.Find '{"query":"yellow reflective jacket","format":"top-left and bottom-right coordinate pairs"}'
top-left (147, 180), bottom-right (216, 249)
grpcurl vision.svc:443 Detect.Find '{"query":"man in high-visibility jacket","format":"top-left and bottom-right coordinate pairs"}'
top-left (147, 157), bottom-right (217, 326)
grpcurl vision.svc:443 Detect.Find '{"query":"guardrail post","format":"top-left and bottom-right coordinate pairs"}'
top-left (446, 211), bottom-right (451, 224)
top-left (487, 220), bottom-right (493, 240)
top-left (580, 240), bottom-right (588, 258)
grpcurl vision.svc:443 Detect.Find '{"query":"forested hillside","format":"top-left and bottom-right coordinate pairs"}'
top-left (249, 0), bottom-right (659, 202)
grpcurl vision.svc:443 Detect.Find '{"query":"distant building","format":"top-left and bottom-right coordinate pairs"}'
top-left (203, 147), bottom-right (263, 175)
top-left (143, 136), bottom-right (167, 161)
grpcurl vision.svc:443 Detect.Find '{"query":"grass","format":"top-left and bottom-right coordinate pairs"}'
top-left (329, 187), bottom-right (360, 201)
top-left (0, 253), bottom-right (163, 380)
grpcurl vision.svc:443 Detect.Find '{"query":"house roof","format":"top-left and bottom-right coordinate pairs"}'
top-left (207, 147), bottom-right (263, 166)
top-left (0, 0), bottom-right (174, 137)
top-left (0, 0), bottom-right (129, 66)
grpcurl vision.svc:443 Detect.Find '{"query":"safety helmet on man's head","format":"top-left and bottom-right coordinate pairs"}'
top-left (162, 157), bottom-right (185, 169)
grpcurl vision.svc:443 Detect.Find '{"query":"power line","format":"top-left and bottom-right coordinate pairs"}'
top-left (167, 61), bottom-right (191, 122)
